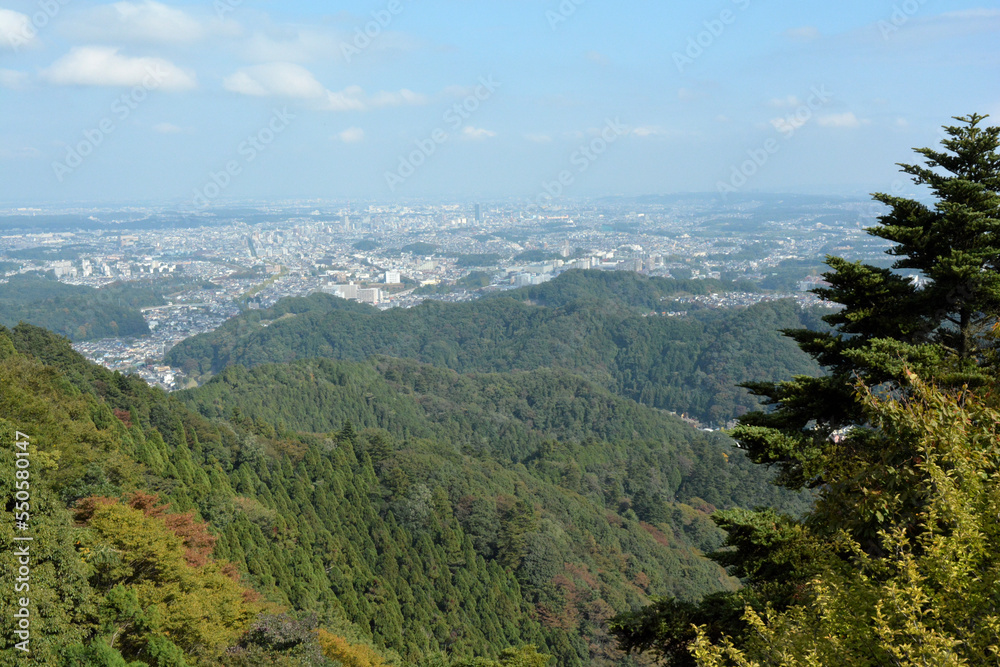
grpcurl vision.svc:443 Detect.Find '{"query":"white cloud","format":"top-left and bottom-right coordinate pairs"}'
top-left (319, 86), bottom-right (425, 111)
top-left (0, 69), bottom-right (28, 89)
top-left (770, 116), bottom-right (809, 134)
top-left (152, 122), bottom-right (184, 134)
top-left (461, 127), bottom-right (496, 140)
top-left (785, 26), bottom-right (821, 41)
top-left (224, 62), bottom-right (427, 111)
top-left (239, 25), bottom-right (420, 64)
top-left (368, 89), bottom-right (427, 107)
top-left (335, 127), bottom-right (365, 143)
top-left (321, 86), bottom-right (370, 112)
top-left (239, 29), bottom-right (342, 63)
top-left (678, 87), bottom-right (707, 102)
top-left (632, 126), bottom-right (670, 138)
top-left (223, 62), bottom-right (327, 98)
top-left (818, 112), bottom-right (867, 129)
top-left (444, 84), bottom-right (475, 98)
top-left (0, 9), bottom-right (34, 50)
top-left (524, 133), bottom-right (552, 143)
top-left (42, 46), bottom-right (197, 90)
top-left (769, 95), bottom-right (802, 108)
top-left (64, 1), bottom-right (223, 44)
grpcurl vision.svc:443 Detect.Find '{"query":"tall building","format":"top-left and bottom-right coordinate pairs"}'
top-left (475, 204), bottom-right (482, 222)
top-left (357, 288), bottom-right (382, 304)
top-left (326, 283), bottom-right (359, 299)
top-left (385, 270), bottom-right (401, 284)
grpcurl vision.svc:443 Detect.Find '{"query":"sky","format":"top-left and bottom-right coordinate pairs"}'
top-left (0, 0), bottom-right (998, 207)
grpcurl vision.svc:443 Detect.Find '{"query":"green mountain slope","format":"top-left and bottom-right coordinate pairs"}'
top-left (178, 356), bottom-right (809, 663)
top-left (181, 357), bottom-right (806, 513)
top-left (501, 270), bottom-right (746, 311)
top-left (0, 324), bottom-right (808, 666)
top-left (0, 324), bottom-right (537, 665)
top-left (166, 271), bottom-right (821, 425)
top-left (0, 274), bottom-right (152, 340)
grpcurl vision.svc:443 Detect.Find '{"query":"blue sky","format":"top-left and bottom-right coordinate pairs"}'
top-left (1, 0), bottom-right (998, 206)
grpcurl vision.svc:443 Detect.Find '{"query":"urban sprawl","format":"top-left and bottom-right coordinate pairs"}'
top-left (0, 197), bottom-right (907, 390)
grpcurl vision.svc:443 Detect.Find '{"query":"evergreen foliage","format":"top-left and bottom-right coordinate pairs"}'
top-left (0, 321), bottom-right (804, 665)
top-left (692, 377), bottom-right (1000, 666)
top-left (610, 114), bottom-right (1000, 665)
top-left (734, 113), bottom-right (1000, 490)
top-left (166, 271), bottom-right (820, 425)
top-left (0, 274), bottom-right (152, 340)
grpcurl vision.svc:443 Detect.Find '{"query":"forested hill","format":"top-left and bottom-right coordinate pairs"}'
top-left (166, 271), bottom-right (822, 425)
top-left (0, 323), bottom-right (808, 666)
top-left (0, 274), bottom-right (152, 340)
top-left (179, 357), bottom-right (807, 512)
top-left (494, 270), bottom-right (750, 311)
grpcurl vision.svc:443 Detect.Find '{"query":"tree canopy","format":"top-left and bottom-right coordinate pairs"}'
top-left (166, 271), bottom-right (822, 426)
top-left (610, 114), bottom-right (1000, 665)
top-left (0, 319), bottom-right (806, 666)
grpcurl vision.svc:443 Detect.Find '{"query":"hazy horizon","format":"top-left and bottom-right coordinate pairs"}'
top-left (2, 1), bottom-right (998, 206)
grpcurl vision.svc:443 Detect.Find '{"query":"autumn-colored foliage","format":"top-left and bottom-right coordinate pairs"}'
top-left (316, 629), bottom-right (392, 667)
top-left (112, 407), bottom-right (133, 427)
top-left (126, 490), bottom-right (218, 567)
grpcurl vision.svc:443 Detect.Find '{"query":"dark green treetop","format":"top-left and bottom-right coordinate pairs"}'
top-left (735, 113), bottom-right (1000, 492)
top-left (611, 114), bottom-right (1000, 664)
top-left (871, 112), bottom-right (1000, 359)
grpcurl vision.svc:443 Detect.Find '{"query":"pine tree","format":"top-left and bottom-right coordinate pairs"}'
top-left (735, 113), bottom-right (1000, 492)
top-left (872, 113), bottom-right (1000, 360)
top-left (611, 114), bottom-right (1000, 664)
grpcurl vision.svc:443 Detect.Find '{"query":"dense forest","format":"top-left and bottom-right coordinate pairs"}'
top-left (0, 274), bottom-right (155, 341)
top-left (166, 271), bottom-right (822, 425)
top-left (0, 322), bottom-right (807, 666)
top-left (0, 273), bottom-right (214, 342)
top-left (498, 271), bottom-right (747, 311)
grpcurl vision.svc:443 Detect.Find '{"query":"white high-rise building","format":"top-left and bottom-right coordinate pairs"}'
top-left (357, 288), bottom-right (382, 304)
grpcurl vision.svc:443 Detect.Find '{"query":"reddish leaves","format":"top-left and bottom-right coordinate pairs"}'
top-left (75, 491), bottom-right (218, 568)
